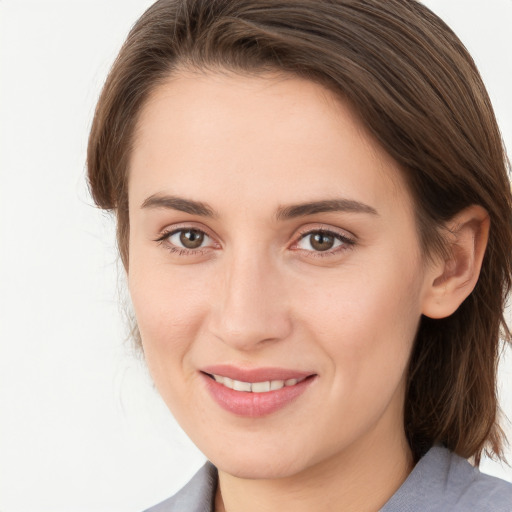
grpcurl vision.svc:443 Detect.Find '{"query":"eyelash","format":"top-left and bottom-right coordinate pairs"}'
top-left (154, 226), bottom-right (355, 258)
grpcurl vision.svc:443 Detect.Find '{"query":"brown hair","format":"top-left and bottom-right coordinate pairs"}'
top-left (87, 0), bottom-right (512, 464)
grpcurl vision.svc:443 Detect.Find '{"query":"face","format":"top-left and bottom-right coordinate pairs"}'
top-left (128, 69), bottom-right (433, 479)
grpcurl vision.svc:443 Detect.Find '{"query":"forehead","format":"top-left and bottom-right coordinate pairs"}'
top-left (129, 69), bottom-right (412, 218)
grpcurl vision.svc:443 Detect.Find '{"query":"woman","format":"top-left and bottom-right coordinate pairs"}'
top-left (87, 0), bottom-right (512, 510)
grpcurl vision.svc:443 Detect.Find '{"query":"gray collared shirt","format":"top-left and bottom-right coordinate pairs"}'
top-left (143, 445), bottom-right (512, 511)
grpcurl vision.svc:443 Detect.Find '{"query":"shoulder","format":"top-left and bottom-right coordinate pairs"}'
top-left (142, 461), bottom-right (218, 512)
top-left (381, 445), bottom-right (512, 512)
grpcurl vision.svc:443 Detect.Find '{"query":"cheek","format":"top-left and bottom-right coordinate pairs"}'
top-left (296, 253), bottom-right (423, 396)
top-left (128, 259), bottom-right (210, 383)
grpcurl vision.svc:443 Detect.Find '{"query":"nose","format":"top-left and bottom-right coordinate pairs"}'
top-left (208, 249), bottom-right (293, 351)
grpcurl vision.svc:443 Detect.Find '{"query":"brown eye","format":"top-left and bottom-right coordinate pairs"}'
top-left (179, 229), bottom-right (205, 249)
top-left (296, 230), bottom-right (351, 253)
top-left (310, 232), bottom-right (335, 251)
top-left (158, 227), bottom-right (216, 254)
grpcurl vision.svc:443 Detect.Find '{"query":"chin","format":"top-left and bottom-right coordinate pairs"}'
top-left (208, 446), bottom-right (314, 480)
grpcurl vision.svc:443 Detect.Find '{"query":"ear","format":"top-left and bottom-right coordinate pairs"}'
top-left (421, 205), bottom-right (490, 319)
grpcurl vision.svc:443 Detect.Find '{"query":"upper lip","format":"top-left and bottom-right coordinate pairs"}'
top-left (200, 364), bottom-right (315, 382)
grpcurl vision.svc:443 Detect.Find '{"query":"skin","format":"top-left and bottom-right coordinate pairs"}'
top-left (127, 69), bottom-right (489, 512)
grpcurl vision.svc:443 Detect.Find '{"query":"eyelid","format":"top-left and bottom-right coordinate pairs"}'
top-left (294, 224), bottom-right (356, 243)
top-left (155, 221), bottom-right (216, 240)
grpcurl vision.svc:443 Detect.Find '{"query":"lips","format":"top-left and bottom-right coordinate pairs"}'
top-left (200, 365), bottom-right (317, 417)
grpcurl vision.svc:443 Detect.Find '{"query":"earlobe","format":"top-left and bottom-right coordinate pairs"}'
top-left (421, 205), bottom-right (490, 319)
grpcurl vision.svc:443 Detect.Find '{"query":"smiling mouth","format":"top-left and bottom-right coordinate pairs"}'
top-left (201, 370), bottom-right (317, 417)
top-left (205, 373), bottom-right (312, 393)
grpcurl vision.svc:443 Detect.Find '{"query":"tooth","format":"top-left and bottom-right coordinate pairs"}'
top-left (252, 381), bottom-right (271, 393)
top-left (233, 379), bottom-right (252, 392)
top-left (270, 380), bottom-right (285, 391)
top-left (212, 374), bottom-right (304, 392)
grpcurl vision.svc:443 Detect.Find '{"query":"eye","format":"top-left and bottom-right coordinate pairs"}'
top-left (168, 228), bottom-right (209, 249)
top-left (156, 227), bottom-right (215, 253)
top-left (294, 229), bottom-right (354, 254)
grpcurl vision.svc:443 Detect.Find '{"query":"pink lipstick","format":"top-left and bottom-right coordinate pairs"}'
top-left (200, 365), bottom-right (316, 417)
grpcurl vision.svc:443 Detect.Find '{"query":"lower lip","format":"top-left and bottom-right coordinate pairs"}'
top-left (201, 373), bottom-right (316, 418)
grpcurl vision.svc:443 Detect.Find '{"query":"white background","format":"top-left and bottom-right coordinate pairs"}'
top-left (0, 1), bottom-right (511, 511)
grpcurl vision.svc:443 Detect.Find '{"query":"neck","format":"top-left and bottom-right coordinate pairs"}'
top-left (215, 421), bottom-right (414, 512)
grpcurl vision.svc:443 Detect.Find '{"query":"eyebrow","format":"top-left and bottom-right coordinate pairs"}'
top-left (141, 194), bottom-right (217, 217)
top-left (140, 194), bottom-right (378, 219)
top-left (275, 199), bottom-right (378, 220)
